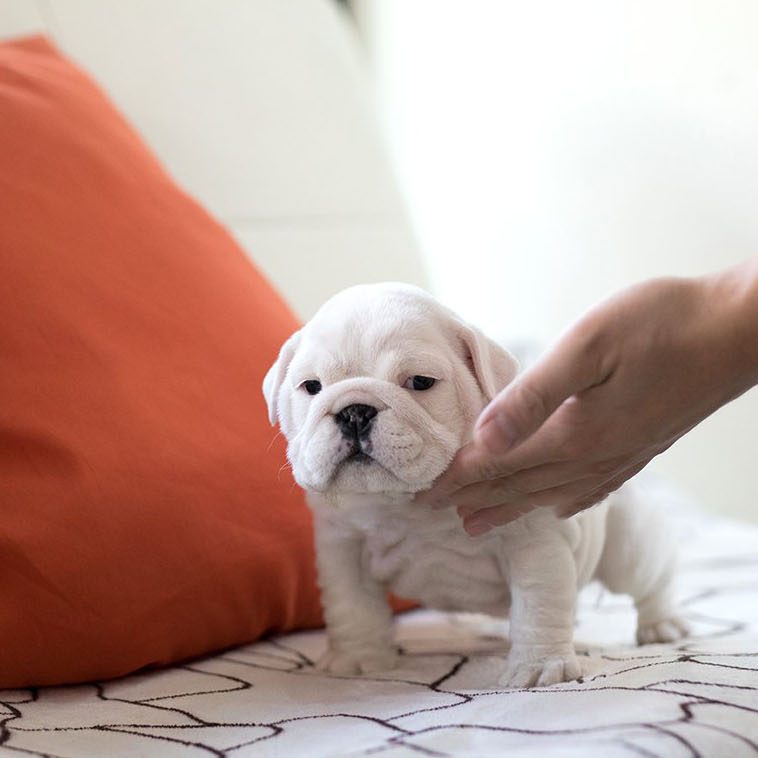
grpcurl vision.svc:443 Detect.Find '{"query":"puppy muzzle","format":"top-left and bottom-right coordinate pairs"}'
top-left (288, 377), bottom-right (458, 494)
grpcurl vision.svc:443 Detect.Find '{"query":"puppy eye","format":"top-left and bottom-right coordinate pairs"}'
top-left (301, 380), bottom-right (322, 396)
top-left (403, 375), bottom-right (436, 391)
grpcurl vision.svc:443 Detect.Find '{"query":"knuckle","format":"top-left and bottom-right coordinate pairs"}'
top-left (572, 312), bottom-right (609, 357)
top-left (561, 494), bottom-right (599, 517)
top-left (567, 485), bottom-right (607, 512)
top-left (445, 469), bottom-right (464, 488)
top-left (511, 382), bottom-right (548, 431)
top-left (605, 471), bottom-right (633, 494)
top-left (478, 461), bottom-right (504, 481)
top-left (591, 458), bottom-right (619, 478)
top-left (495, 477), bottom-right (529, 500)
top-left (563, 503), bottom-right (588, 519)
top-left (605, 479), bottom-right (625, 494)
top-left (569, 318), bottom-right (616, 384)
top-left (586, 491), bottom-right (609, 507)
top-left (476, 458), bottom-right (508, 482)
top-left (477, 481), bottom-right (520, 505)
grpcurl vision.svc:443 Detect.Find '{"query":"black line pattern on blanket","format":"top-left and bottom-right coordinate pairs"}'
top-left (1, 545), bottom-right (757, 756)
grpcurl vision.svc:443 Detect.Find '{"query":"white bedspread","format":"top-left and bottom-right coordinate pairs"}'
top-left (2, 492), bottom-right (757, 757)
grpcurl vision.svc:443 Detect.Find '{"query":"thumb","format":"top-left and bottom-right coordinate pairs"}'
top-left (474, 332), bottom-right (607, 451)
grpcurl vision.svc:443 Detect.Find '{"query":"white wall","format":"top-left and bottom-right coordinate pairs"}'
top-left (2, 0), bottom-right (427, 319)
top-left (356, 0), bottom-right (758, 523)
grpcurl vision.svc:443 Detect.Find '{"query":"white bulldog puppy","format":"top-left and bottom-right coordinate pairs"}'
top-left (263, 283), bottom-right (688, 687)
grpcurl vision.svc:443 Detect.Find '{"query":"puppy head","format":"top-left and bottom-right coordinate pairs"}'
top-left (263, 283), bottom-right (518, 498)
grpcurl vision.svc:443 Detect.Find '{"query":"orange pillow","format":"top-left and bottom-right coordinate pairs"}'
top-left (0, 36), bottom-right (326, 687)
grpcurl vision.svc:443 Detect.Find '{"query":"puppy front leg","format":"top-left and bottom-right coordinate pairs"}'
top-left (500, 539), bottom-right (582, 688)
top-left (313, 518), bottom-right (398, 675)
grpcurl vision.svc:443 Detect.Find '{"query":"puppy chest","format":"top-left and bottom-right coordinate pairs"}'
top-left (361, 524), bottom-right (511, 615)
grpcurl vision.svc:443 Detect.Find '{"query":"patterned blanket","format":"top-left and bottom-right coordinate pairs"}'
top-left (2, 489), bottom-right (757, 757)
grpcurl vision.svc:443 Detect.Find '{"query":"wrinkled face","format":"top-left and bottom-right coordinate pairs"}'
top-left (263, 285), bottom-right (517, 498)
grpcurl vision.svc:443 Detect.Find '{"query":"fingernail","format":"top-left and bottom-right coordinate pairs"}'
top-left (474, 401), bottom-right (497, 432)
top-left (464, 518), bottom-right (493, 537)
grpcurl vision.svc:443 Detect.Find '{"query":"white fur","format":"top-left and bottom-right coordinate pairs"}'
top-left (263, 283), bottom-right (687, 687)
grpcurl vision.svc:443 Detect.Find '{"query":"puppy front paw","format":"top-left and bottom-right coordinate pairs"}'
top-left (637, 615), bottom-right (689, 645)
top-left (499, 650), bottom-right (582, 688)
top-left (316, 645), bottom-right (399, 676)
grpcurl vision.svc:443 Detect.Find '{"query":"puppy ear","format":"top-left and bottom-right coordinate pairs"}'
top-left (457, 323), bottom-right (519, 402)
top-left (262, 329), bottom-right (302, 426)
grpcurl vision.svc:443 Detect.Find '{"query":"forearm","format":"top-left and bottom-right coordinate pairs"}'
top-left (313, 520), bottom-right (392, 648)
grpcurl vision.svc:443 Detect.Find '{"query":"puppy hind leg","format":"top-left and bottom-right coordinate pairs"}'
top-left (595, 490), bottom-right (689, 645)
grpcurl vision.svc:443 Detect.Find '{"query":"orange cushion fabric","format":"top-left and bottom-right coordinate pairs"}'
top-left (0, 35), bottom-right (325, 687)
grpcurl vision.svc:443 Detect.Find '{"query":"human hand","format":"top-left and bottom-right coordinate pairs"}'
top-left (418, 262), bottom-right (758, 535)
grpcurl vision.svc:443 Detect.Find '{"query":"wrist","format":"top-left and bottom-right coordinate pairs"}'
top-left (704, 258), bottom-right (758, 390)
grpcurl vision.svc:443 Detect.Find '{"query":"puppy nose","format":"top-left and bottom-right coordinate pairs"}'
top-left (335, 403), bottom-right (378, 438)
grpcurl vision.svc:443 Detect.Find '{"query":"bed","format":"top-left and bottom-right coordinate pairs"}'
top-left (3, 486), bottom-right (757, 757)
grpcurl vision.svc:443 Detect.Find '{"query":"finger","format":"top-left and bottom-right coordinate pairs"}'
top-left (474, 327), bottom-right (610, 452)
top-left (462, 502), bottom-right (540, 535)
top-left (419, 422), bottom-right (572, 507)
top-left (556, 462), bottom-right (648, 519)
top-left (556, 500), bottom-right (600, 520)
top-left (466, 412), bottom-right (574, 483)
top-left (460, 478), bottom-right (605, 534)
top-left (416, 441), bottom-right (512, 504)
top-left (445, 463), bottom-right (603, 510)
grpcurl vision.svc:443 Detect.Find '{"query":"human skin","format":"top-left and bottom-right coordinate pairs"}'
top-left (418, 259), bottom-right (758, 536)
